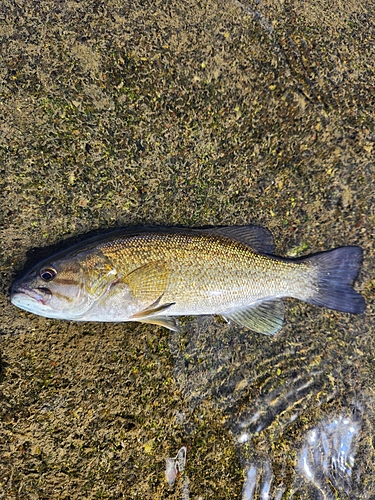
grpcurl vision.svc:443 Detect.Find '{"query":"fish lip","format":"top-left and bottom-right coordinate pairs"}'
top-left (11, 284), bottom-right (52, 305)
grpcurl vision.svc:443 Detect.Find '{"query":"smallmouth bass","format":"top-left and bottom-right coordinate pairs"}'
top-left (11, 225), bottom-right (366, 335)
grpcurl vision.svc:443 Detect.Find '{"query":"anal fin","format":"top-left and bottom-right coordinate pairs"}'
top-left (223, 299), bottom-right (284, 335)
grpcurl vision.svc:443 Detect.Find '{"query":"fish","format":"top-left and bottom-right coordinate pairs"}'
top-left (10, 225), bottom-right (366, 335)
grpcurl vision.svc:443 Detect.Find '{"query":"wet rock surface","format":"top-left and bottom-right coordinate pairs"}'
top-left (1, 0), bottom-right (374, 498)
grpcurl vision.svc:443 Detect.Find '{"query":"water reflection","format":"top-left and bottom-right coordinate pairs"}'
top-left (169, 317), bottom-right (367, 497)
top-left (296, 414), bottom-right (360, 498)
top-left (242, 461), bottom-right (277, 500)
top-left (238, 412), bottom-right (361, 499)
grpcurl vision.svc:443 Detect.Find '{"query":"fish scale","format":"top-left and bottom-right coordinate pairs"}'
top-left (99, 232), bottom-right (307, 305)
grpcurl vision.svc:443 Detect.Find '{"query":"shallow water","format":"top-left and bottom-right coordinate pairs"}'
top-left (170, 313), bottom-right (373, 497)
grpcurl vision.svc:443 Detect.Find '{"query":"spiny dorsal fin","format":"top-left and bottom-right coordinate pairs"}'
top-left (223, 299), bottom-right (284, 335)
top-left (203, 225), bottom-right (274, 254)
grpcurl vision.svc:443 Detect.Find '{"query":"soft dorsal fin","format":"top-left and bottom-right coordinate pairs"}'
top-left (223, 299), bottom-right (284, 335)
top-left (203, 225), bottom-right (274, 254)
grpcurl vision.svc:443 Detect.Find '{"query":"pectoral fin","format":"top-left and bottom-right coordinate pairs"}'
top-left (124, 261), bottom-right (171, 304)
top-left (223, 299), bottom-right (284, 335)
top-left (124, 261), bottom-right (179, 331)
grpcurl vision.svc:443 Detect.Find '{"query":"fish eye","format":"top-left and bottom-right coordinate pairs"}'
top-left (40, 267), bottom-right (57, 282)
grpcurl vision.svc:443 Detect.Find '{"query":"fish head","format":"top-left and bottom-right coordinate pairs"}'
top-left (10, 252), bottom-right (106, 320)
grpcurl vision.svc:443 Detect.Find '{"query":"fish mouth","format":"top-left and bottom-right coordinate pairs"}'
top-left (11, 284), bottom-right (52, 305)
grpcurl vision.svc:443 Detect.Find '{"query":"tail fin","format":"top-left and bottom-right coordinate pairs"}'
top-left (304, 246), bottom-right (366, 314)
